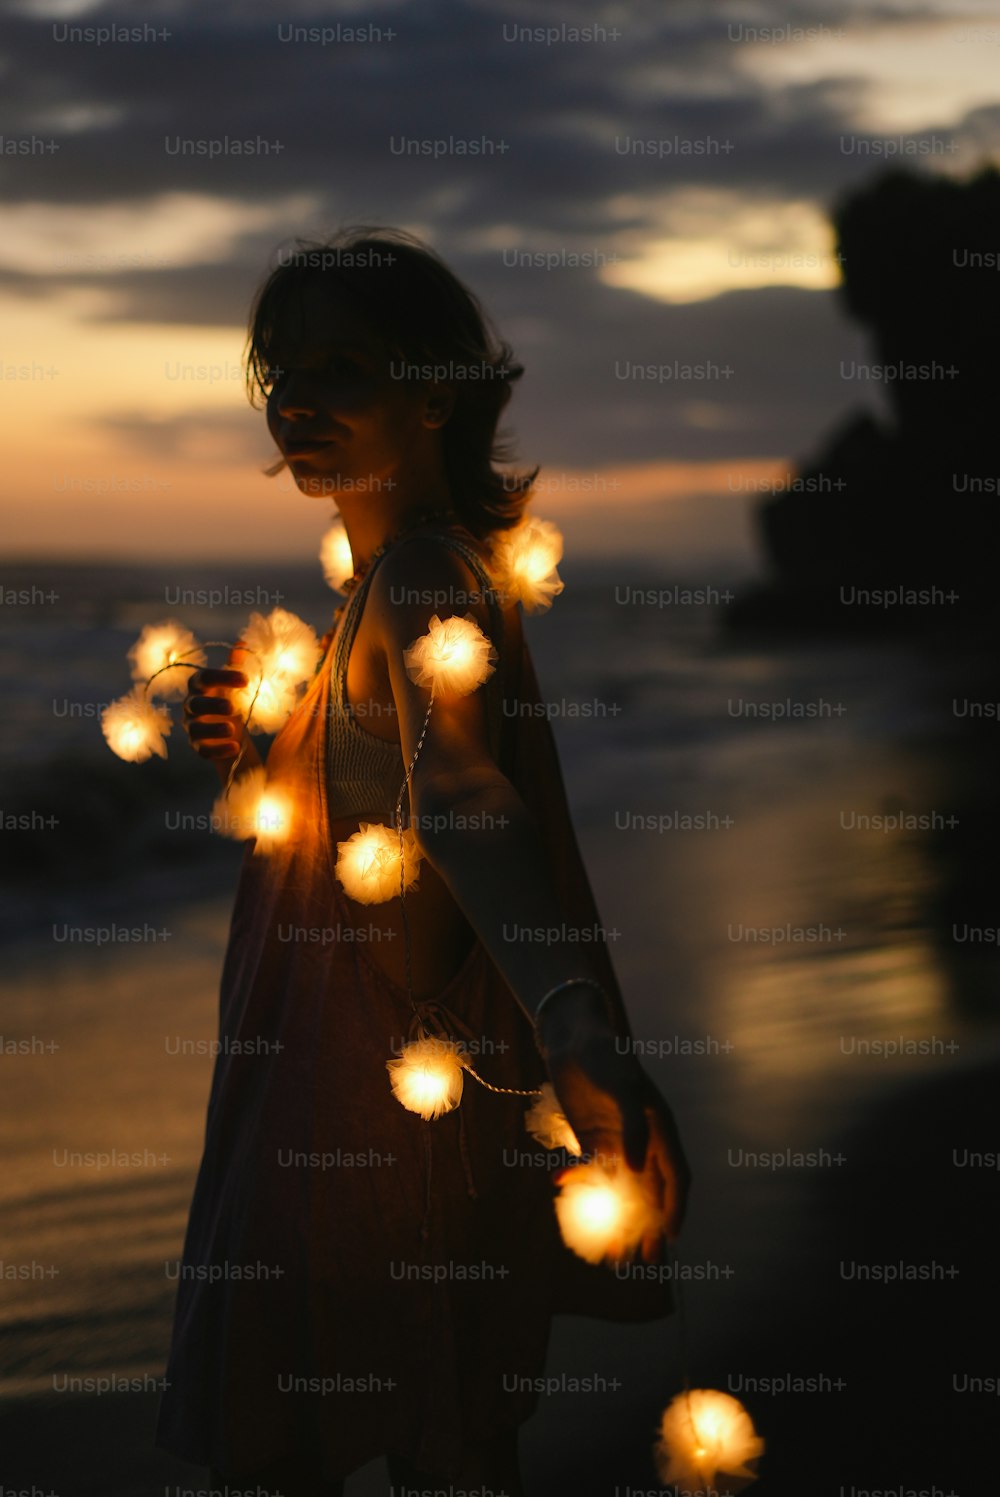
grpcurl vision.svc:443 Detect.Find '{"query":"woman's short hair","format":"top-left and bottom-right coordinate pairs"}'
top-left (245, 225), bottom-right (537, 536)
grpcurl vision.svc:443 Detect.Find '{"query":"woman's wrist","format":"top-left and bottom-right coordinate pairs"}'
top-left (532, 978), bottom-right (617, 1057)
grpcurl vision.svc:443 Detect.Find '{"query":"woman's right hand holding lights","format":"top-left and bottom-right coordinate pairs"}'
top-left (534, 982), bottom-right (692, 1260)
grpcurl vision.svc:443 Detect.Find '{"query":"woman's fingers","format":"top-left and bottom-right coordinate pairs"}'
top-left (184, 669), bottom-right (248, 759)
top-left (552, 1047), bottom-right (651, 1172)
top-left (185, 695), bottom-right (237, 718)
top-left (189, 667), bottom-right (248, 693)
top-left (193, 739), bottom-right (242, 760)
top-left (187, 718), bottom-right (239, 741)
top-left (549, 1056), bottom-right (691, 1259)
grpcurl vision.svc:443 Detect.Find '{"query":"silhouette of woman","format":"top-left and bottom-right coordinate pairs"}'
top-left (154, 228), bottom-right (690, 1496)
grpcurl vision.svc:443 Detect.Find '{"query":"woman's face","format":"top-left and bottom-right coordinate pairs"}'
top-left (264, 277), bottom-right (435, 500)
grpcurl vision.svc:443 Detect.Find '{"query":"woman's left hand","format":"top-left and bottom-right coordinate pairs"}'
top-left (539, 997), bottom-right (691, 1256)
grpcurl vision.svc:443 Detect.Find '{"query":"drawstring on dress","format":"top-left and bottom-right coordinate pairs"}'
top-left (405, 1000), bottom-right (481, 1242)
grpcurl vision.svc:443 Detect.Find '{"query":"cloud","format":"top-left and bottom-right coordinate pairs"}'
top-left (77, 273), bottom-right (872, 469)
top-left (0, 0), bottom-right (984, 503)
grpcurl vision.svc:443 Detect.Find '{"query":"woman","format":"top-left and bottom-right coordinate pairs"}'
top-left (155, 228), bottom-right (690, 1496)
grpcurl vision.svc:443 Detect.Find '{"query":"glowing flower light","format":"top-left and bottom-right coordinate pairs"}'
top-left (242, 607), bottom-right (323, 684)
top-left (387, 1036), bottom-right (467, 1120)
top-left (524, 1082), bottom-right (582, 1153)
top-left (234, 671), bottom-right (301, 735)
top-left (335, 822), bottom-right (423, 904)
top-left (489, 516), bottom-right (564, 613)
top-left (320, 519), bottom-right (355, 592)
top-left (128, 621), bottom-right (206, 699)
top-left (655, 1389), bottom-right (764, 1490)
top-left (212, 767), bottom-right (293, 854)
top-left (102, 688), bottom-right (172, 762)
top-left (233, 608), bottom-right (322, 733)
top-left (100, 556), bottom-right (769, 1486)
top-left (403, 613), bottom-right (496, 698)
top-left (554, 1160), bottom-right (666, 1265)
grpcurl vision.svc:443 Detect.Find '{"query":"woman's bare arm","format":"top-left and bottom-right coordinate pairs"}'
top-left (372, 540), bottom-right (691, 1242)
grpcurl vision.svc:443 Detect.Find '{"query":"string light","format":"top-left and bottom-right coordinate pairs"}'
top-left (105, 609), bottom-right (320, 760)
top-left (334, 614), bottom-right (496, 917)
top-left (379, 609), bottom-right (509, 1108)
top-left (100, 517), bottom-right (764, 1483)
top-left (102, 686), bottom-right (172, 762)
top-left (335, 822), bottom-right (423, 904)
top-left (489, 516), bottom-right (564, 613)
top-left (553, 1159), bottom-right (666, 1266)
top-left (386, 1036), bottom-right (467, 1120)
top-left (524, 1081), bottom-right (582, 1153)
top-left (233, 671), bottom-right (300, 735)
top-left (320, 519), bottom-right (355, 592)
top-left (234, 608), bottom-right (322, 733)
top-left (127, 621), bottom-right (206, 700)
top-left (212, 767), bottom-right (293, 855)
top-left (402, 612), bottom-right (496, 697)
top-left (655, 1388), bottom-right (764, 1491)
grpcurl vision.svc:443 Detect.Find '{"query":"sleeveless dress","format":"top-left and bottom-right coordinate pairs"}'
top-left (154, 523), bottom-right (672, 1481)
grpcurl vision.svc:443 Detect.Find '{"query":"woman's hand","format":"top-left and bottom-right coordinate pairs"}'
top-left (538, 991), bottom-right (691, 1256)
top-left (183, 647), bottom-right (260, 780)
top-left (184, 670), bottom-right (247, 759)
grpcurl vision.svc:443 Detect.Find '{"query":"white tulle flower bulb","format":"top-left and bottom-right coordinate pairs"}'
top-left (524, 1082), bottom-right (582, 1153)
top-left (211, 768), bottom-right (293, 855)
top-left (403, 613), bottom-right (496, 698)
top-left (554, 1160), bottom-right (665, 1265)
top-left (387, 1036), bottom-right (467, 1120)
top-left (489, 516), bottom-right (564, 613)
top-left (242, 607), bottom-right (323, 684)
top-left (235, 608), bottom-right (322, 733)
top-left (235, 672), bottom-right (301, 735)
top-left (102, 688), bottom-right (172, 762)
top-left (335, 822), bottom-right (423, 904)
top-left (128, 620), bottom-right (206, 699)
top-left (655, 1388), bottom-right (764, 1491)
top-left (320, 519), bottom-right (355, 592)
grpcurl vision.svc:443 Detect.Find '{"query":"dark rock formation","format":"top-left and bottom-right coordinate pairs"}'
top-left (727, 165), bottom-right (1000, 634)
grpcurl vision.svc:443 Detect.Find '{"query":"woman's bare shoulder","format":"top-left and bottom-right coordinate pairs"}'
top-left (368, 524), bottom-right (522, 660)
top-left (369, 527), bottom-right (492, 621)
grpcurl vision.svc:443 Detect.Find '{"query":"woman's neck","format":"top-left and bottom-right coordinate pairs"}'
top-left (335, 479), bottom-right (455, 573)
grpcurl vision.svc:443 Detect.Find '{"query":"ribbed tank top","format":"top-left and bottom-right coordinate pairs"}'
top-left (325, 525), bottom-right (508, 822)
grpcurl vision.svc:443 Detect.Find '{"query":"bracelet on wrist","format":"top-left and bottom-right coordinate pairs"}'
top-left (532, 977), bottom-right (618, 1056)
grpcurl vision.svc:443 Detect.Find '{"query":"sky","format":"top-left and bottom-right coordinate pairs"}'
top-left (2, 0), bottom-right (998, 567)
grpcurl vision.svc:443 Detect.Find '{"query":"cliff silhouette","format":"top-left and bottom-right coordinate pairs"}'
top-left (727, 164), bottom-right (1000, 634)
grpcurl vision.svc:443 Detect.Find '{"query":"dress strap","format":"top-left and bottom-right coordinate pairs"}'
top-left (329, 546), bottom-right (388, 695)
